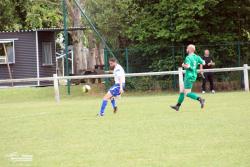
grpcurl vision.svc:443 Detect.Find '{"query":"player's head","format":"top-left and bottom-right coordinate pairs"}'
top-left (204, 49), bottom-right (210, 56)
top-left (109, 57), bottom-right (117, 69)
top-left (186, 44), bottom-right (196, 54)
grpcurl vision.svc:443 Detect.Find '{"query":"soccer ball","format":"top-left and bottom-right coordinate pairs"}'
top-left (82, 85), bottom-right (91, 93)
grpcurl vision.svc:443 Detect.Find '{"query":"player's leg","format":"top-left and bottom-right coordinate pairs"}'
top-left (184, 81), bottom-right (205, 108)
top-left (202, 73), bottom-right (207, 93)
top-left (111, 97), bottom-right (118, 113)
top-left (98, 91), bottom-right (113, 116)
top-left (208, 73), bottom-right (215, 93)
top-left (170, 81), bottom-right (185, 111)
top-left (109, 84), bottom-right (123, 114)
top-left (185, 88), bottom-right (198, 100)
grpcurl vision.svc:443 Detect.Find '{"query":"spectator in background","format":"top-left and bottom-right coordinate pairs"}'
top-left (202, 49), bottom-right (215, 94)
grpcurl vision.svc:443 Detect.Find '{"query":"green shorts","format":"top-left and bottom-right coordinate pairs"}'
top-left (184, 79), bottom-right (194, 89)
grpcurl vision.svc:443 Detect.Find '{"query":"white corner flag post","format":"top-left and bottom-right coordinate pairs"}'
top-left (53, 74), bottom-right (60, 103)
top-left (178, 67), bottom-right (184, 92)
top-left (243, 64), bottom-right (249, 92)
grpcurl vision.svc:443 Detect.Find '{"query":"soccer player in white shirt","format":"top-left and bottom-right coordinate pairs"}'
top-left (98, 58), bottom-right (126, 116)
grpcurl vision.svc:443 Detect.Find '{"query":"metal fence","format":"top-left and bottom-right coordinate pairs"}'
top-left (105, 42), bottom-right (250, 73)
top-left (104, 42), bottom-right (250, 91)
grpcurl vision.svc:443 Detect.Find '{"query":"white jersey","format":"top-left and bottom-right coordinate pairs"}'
top-left (114, 64), bottom-right (125, 84)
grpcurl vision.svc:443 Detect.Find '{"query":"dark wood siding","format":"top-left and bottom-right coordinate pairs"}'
top-left (38, 31), bottom-right (56, 85)
top-left (0, 32), bottom-right (37, 86)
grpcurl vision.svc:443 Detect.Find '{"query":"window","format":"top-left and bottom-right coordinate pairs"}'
top-left (0, 41), bottom-right (15, 64)
top-left (42, 42), bottom-right (53, 65)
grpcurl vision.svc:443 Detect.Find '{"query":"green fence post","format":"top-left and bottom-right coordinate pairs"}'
top-left (237, 41), bottom-right (244, 88)
top-left (172, 45), bottom-right (177, 90)
top-left (62, 0), bottom-right (70, 95)
top-left (125, 48), bottom-right (129, 73)
top-left (237, 41), bottom-right (241, 67)
top-left (182, 45), bottom-right (185, 59)
top-left (104, 48), bottom-right (109, 71)
top-left (104, 48), bottom-right (109, 90)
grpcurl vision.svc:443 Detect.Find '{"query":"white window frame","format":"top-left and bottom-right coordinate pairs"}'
top-left (42, 42), bottom-right (53, 66)
top-left (0, 39), bottom-right (17, 64)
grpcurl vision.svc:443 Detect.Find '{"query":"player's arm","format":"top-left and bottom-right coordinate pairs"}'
top-left (119, 77), bottom-right (124, 94)
top-left (199, 64), bottom-right (204, 73)
top-left (198, 56), bottom-right (206, 66)
top-left (199, 64), bottom-right (206, 79)
top-left (198, 56), bottom-right (206, 78)
top-left (116, 69), bottom-right (124, 94)
top-left (105, 70), bottom-right (113, 74)
top-left (182, 57), bottom-right (190, 69)
top-left (208, 60), bottom-right (215, 66)
top-left (182, 63), bottom-right (190, 69)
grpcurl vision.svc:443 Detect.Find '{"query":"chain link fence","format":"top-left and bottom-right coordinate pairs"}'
top-left (104, 42), bottom-right (250, 92)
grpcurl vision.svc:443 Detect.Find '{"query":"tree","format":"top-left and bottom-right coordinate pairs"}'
top-left (25, 0), bottom-right (62, 29)
top-left (0, 0), bottom-right (27, 30)
top-left (0, 0), bottom-right (61, 30)
top-left (66, 0), bottom-right (87, 74)
top-left (1, 0), bottom-right (249, 72)
top-left (84, 0), bottom-right (133, 48)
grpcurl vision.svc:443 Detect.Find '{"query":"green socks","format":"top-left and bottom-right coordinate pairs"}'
top-left (176, 92), bottom-right (200, 107)
top-left (187, 92), bottom-right (199, 100)
top-left (177, 93), bottom-right (185, 106)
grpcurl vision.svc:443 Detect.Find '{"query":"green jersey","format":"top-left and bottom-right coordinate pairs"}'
top-left (184, 53), bottom-right (205, 82)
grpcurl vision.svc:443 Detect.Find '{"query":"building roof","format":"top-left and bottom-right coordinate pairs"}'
top-left (0, 27), bottom-right (87, 33)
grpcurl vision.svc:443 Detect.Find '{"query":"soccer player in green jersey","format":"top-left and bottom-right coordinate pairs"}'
top-left (171, 44), bottom-right (206, 111)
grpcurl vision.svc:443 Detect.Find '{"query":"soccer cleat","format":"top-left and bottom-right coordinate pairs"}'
top-left (113, 106), bottom-right (118, 114)
top-left (199, 98), bottom-right (205, 109)
top-left (170, 105), bottom-right (180, 111)
top-left (97, 113), bottom-right (104, 117)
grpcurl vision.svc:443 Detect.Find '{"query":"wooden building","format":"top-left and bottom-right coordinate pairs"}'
top-left (0, 27), bottom-right (85, 86)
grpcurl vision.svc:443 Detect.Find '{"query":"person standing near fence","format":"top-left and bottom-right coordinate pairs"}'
top-left (201, 49), bottom-right (215, 94)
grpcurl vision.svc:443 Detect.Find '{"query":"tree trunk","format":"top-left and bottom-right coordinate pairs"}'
top-left (66, 0), bottom-right (87, 74)
top-left (96, 42), bottom-right (104, 67)
top-left (87, 32), bottom-right (97, 71)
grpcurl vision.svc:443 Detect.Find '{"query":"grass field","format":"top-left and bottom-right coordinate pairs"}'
top-left (0, 87), bottom-right (249, 167)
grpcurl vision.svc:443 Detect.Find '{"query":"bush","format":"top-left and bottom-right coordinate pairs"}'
top-left (126, 76), bottom-right (177, 91)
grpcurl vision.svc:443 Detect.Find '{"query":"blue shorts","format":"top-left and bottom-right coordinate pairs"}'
top-left (109, 84), bottom-right (125, 97)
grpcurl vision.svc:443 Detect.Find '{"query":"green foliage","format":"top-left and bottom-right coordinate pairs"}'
top-left (125, 0), bottom-right (250, 43)
top-left (0, 0), bottom-right (24, 30)
top-left (0, 0), bottom-right (249, 71)
top-left (25, 0), bottom-right (62, 29)
top-left (85, 0), bottom-right (133, 47)
top-left (126, 76), bottom-right (174, 91)
top-left (0, 0), bottom-right (61, 30)
top-left (85, 0), bottom-right (250, 71)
